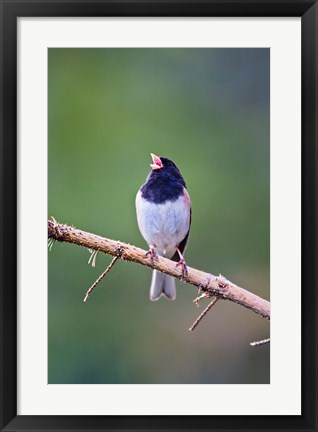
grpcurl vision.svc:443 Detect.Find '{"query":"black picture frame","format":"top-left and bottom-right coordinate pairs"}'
top-left (0, 1), bottom-right (317, 431)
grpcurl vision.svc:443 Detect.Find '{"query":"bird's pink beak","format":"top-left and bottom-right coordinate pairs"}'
top-left (150, 153), bottom-right (163, 170)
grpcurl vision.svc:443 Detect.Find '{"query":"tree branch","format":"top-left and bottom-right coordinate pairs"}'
top-left (189, 297), bottom-right (219, 331)
top-left (48, 218), bottom-right (270, 321)
top-left (83, 256), bottom-right (119, 302)
top-left (250, 338), bottom-right (270, 347)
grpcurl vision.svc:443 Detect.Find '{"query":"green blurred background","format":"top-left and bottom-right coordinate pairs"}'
top-left (48, 48), bottom-right (269, 384)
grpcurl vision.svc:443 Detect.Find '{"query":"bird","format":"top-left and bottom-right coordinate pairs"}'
top-left (135, 153), bottom-right (191, 300)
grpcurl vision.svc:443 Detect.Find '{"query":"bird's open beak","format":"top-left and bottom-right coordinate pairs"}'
top-left (150, 153), bottom-right (163, 170)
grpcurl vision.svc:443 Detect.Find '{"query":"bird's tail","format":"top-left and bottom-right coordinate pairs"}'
top-left (150, 270), bottom-right (176, 301)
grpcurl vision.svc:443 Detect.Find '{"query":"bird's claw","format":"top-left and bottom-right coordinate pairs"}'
top-left (145, 246), bottom-right (158, 267)
top-left (176, 258), bottom-right (188, 279)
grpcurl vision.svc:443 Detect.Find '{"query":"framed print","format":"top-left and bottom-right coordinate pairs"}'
top-left (0, 1), bottom-right (317, 431)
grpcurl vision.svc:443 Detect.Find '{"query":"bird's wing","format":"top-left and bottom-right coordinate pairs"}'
top-left (171, 207), bottom-right (191, 262)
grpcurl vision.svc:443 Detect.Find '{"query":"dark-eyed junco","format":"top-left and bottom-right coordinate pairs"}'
top-left (136, 154), bottom-right (191, 300)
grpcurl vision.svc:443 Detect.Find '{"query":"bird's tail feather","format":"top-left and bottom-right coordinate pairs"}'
top-left (150, 270), bottom-right (176, 301)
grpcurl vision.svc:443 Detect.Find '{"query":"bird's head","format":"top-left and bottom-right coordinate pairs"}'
top-left (150, 153), bottom-right (163, 170)
top-left (148, 153), bottom-right (185, 186)
top-left (150, 154), bottom-right (177, 171)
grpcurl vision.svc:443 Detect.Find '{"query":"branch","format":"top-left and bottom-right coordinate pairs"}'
top-left (48, 218), bottom-right (270, 321)
top-left (250, 338), bottom-right (270, 347)
top-left (83, 256), bottom-right (118, 302)
top-left (189, 297), bottom-right (219, 331)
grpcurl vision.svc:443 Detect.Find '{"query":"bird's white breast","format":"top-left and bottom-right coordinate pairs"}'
top-left (135, 190), bottom-right (190, 258)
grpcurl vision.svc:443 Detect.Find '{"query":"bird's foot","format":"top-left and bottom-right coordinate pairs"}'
top-left (145, 245), bottom-right (158, 267)
top-left (175, 246), bottom-right (188, 279)
top-left (176, 258), bottom-right (188, 279)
